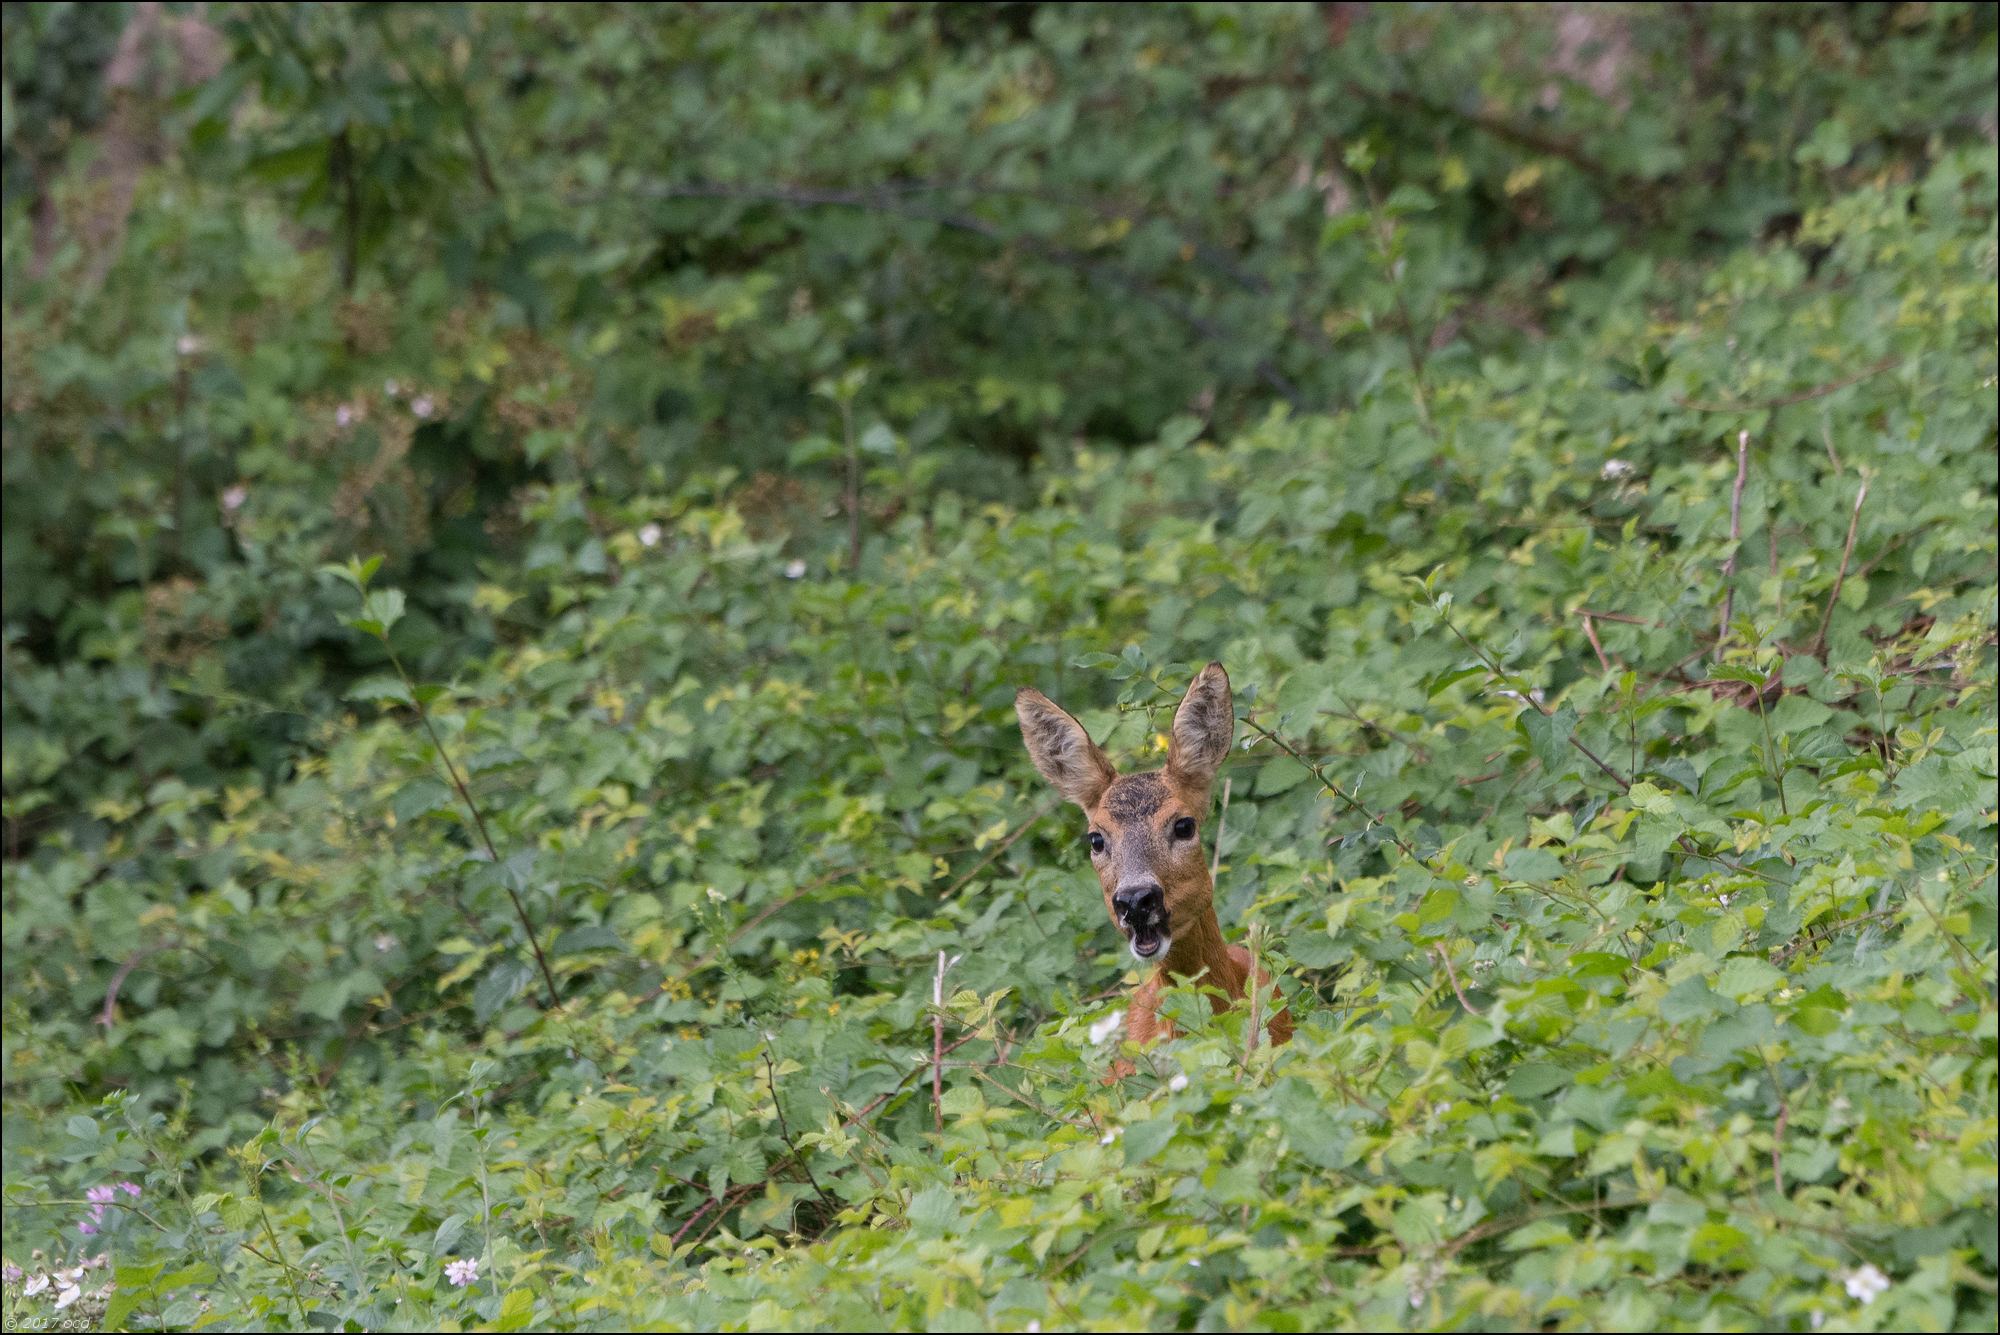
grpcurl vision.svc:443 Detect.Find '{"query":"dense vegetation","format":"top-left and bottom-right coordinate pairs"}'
top-left (3, 3), bottom-right (1996, 1329)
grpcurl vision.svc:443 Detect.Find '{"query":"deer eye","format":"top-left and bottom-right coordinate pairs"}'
top-left (1171, 816), bottom-right (1197, 841)
top-left (1087, 832), bottom-right (1106, 855)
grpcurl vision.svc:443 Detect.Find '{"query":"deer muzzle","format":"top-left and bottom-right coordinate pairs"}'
top-left (1111, 883), bottom-right (1169, 960)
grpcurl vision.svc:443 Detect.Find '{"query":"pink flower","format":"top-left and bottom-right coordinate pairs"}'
top-left (86, 1186), bottom-right (117, 1205)
top-left (445, 1257), bottom-right (479, 1287)
top-left (118, 1182), bottom-right (141, 1198)
top-left (3, 1262), bottom-right (22, 1283)
top-left (77, 1222), bottom-right (97, 1236)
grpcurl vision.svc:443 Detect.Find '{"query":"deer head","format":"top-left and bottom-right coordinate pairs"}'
top-left (1015, 663), bottom-right (1234, 964)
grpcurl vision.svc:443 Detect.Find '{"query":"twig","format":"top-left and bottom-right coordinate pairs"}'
top-left (1244, 921), bottom-right (1266, 1060)
top-left (1435, 597), bottom-right (1780, 884)
top-left (668, 1194), bottom-right (722, 1247)
top-left (839, 397), bottom-right (862, 574)
top-left (931, 950), bottom-right (962, 1135)
top-left (1718, 431), bottom-right (1750, 644)
top-left (764, 1047), bottom-right (836, 1212)
top-left (1810, 474), bottom-right (1871, 658)
top-left (1209, 777), bottom-right (1232, 883)
top-left (966, 1066), bottom-right (1091, 1130)
top-left (1376, 86), bottom-right (1621, 185)
top-left (941, 800), bottom-right (1059, 898)
top-left (1581, 613), bottom-right (1612, 673)
top-left (656, 864), bottom-right (859, 993)
top-left (1574, 609), bottom-right (1664, 627)
top-left (1433, 608), bottom-right (1633, 791)
top-left (1676, 356), bottom-right (1902, 413)
top-left (1764, 1055), bottom-right (1791, 1199)
top-left (99, 940), bottom-right (178, 1028)
top-left (619, 181), bottom-right (1306, 407)
top-left (1432, 944), bottom-right (1485, 1017)
top-left (331, 129), bottom-right (359, 295)
top-left (1361, 175), bottom-right (1436, 436)
top-left (386, 645), bottom-right (559, 1009)
top-left (1320, 692), bottom-right (1433, 763)
top-left (1239, 715), bottom-right (1420, 860)
top-left (841, 1030), bottom-right (981, 1131)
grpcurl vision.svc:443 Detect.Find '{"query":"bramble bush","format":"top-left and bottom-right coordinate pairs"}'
top-left (3, 4), bottom-right (1996, 1331)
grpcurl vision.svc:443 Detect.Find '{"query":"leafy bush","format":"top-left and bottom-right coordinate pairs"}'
top-left (3, 4), bottom-right (1995, 1330)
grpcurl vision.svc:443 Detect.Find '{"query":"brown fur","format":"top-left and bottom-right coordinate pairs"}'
top-left (1016, 662), bottom-right (1292, 1074)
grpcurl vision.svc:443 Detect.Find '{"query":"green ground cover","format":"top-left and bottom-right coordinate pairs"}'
top-left (3, 4), bottom-right (1995, 1329)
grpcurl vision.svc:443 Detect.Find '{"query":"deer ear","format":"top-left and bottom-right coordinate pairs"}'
top-left (1167, 661), bottom-right (1233, 806)
top-left (1015, 689), bottom-right (1116, 809)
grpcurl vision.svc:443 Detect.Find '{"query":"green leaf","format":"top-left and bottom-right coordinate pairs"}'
top-left (392, 777), bottom-right (455, 824)
top-left (1520, 704), bottom-right (1578, 774)
top-left (1255, 759), bottom-right (1314, 796)
top-left (473, 958), bottom-right (534, 1022)
top-left (359, 588), bottom-right (406, 637)
top-left (1121, 1113), bottom-right (1177, 1163)
top-left (491, 1287), bottom-right (537, 1332)
top-left (1712, 956), bottom-right (1784, 1000)
top-left (433, 1214), bottom-right (468, 1256)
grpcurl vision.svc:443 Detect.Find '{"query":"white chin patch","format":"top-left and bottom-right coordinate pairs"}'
top-left (1130, 933), bottom-right (1171, 962)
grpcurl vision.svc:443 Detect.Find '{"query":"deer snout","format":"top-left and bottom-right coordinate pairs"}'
top-left (1111, 884), bottom-right (1165, 923)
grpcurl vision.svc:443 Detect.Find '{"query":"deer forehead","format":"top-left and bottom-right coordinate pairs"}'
top-left (1090, 772), bottom-right (1193, 834)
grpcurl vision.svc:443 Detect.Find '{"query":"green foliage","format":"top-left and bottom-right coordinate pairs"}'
top-left (4, 4), bottom-right (1997, 1330)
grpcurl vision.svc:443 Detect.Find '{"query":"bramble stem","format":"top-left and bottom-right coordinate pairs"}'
top-left (384, 645), bottom-right (560, 1010)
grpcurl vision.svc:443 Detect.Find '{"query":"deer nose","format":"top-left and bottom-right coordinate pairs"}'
top-left (1112, 884), bottom-right (1164, 921)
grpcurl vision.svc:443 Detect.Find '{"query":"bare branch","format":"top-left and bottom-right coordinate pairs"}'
top-left (1718, 430), bottom-right (1750, 645)
top-left (1811, 474), bottom-right (1871, 658)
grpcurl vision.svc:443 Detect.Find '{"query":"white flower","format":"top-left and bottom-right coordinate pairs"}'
top-left (638, 523), bottom-right (663, 548)
top-left (1810, 1312), bottom-right (1825, 1330)
top-left (1087, 1010), bottom-right (1125, 1046)
top-left (1167, 1072), bottom-right (1189, 1092)
top-left (336, 403), bottom-right (355, 428)
top-left (1099, 1127), bottom-right (1120, 1145)
top-left (1026, 1323), bottom-right (1041, 1333)
top-left (55, 1285), bottom-right (82, 1310)
top-left (783, 559), bottom-right (808, 579)
top-left (1187, 1258), bottom-right (1201, 1268)
top-left (1600, 458), bottom-right (1634, 481)
top-left (706, 887), bottom-right (725, 904)
top-left (374, 933), bottom-right (397, 954)
top-left (176, 334), bottom-right (201, 357)
top-left (23, 1274), bottom-right (48, 1296)
top-left (384, 379), bottom-right (402, 398)
top-left (221, 485), bottom-right (248, 513)
top-left (1844, 1263), bottom-right (1890, 1304)
top-left (411, 395), bottom-right (435, 419)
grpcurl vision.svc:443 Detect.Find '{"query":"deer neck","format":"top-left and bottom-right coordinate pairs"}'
top-left (1156, 897), bottom-right (1243, 1001)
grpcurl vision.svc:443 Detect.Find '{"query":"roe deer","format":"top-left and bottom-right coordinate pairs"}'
top-left (1016, 662), bottom-right (1291, 1071)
